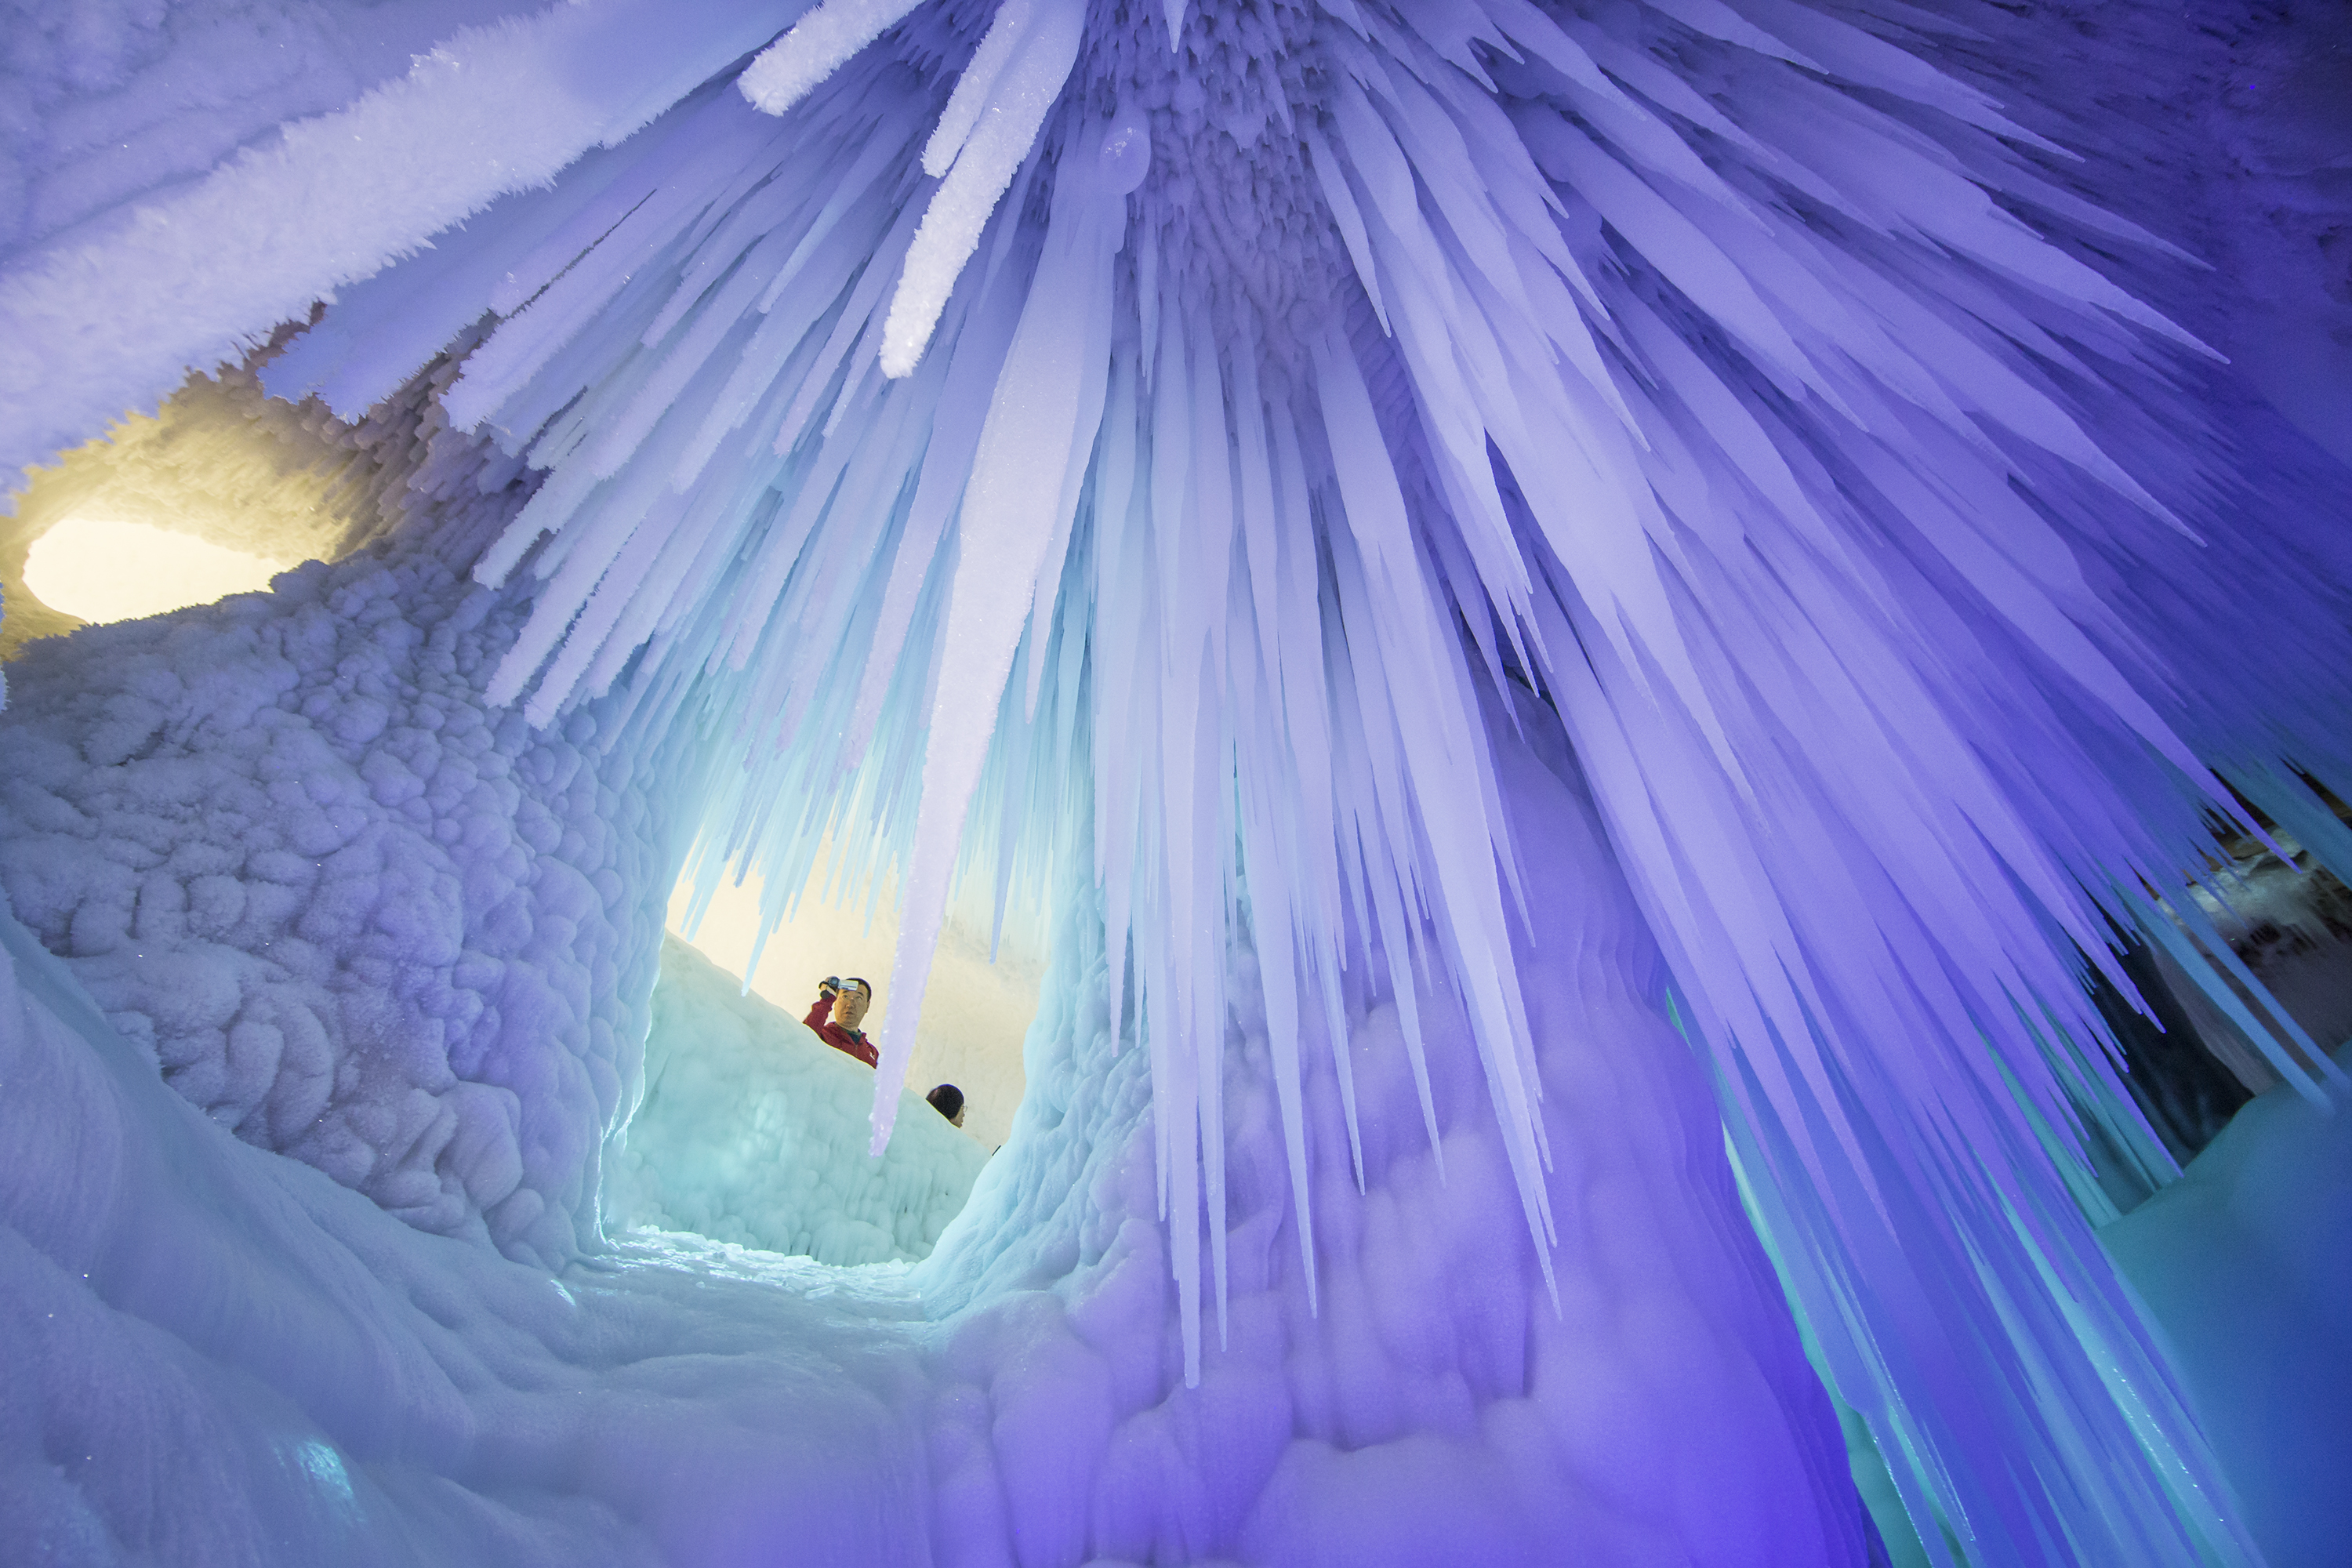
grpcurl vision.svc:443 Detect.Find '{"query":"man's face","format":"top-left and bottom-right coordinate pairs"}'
top-left (836, 983), bottom-right (871, 1030)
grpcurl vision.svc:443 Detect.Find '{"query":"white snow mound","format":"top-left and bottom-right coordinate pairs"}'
top-left (604, 935), bottom-right (987, 1265)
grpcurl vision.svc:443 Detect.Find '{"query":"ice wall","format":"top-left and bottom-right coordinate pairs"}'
top-left (0, 681), bottom-right (1875, 1566)
top-left (604, 933), bottom-right (986, 1264)
top-left (913, 685), bottom-right (1877, 1564)
top-left (2103, 1043), bottom-right (2352, 1568)
top-left (0, 887), bottom-right (938, 1566)
top-left (0, 531), bottom-right (695, 1265)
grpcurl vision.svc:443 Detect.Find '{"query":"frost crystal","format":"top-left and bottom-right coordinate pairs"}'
top-left (9, 1), bottom-right (2350, 1563)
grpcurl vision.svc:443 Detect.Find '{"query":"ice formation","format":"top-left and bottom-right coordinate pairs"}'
top-left (0, 533), bottom-right (691, 1265)
top-left (670, 862), bottom-right (1048, 1151)
top-left (4, 0), bottom-right (2351, 1563)
top-left (604, 934), bottom-right (986, 1263)
top-left (2104, 1041), bottom-right (2352, 1568)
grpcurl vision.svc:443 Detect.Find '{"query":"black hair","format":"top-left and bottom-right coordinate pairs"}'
top-left (926, 1083), bottom-right (965, 1121)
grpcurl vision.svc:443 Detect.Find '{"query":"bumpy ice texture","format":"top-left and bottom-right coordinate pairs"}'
top-left (0, 687), bottom-right (1879, 1566)
top-left (604, 934), bottom-right (986, 1265)
top-left (0, 538), bottom-right (683, 1265)
top-left (0, 893), bottom-right (938, 1566)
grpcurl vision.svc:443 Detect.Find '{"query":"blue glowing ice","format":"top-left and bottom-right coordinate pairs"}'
top-left (5, 0), bottom-right (2350, 1563)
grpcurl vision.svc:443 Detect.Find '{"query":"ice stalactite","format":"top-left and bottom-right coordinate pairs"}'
top-left (912, 683), bottom-right (1879, 1564)
top-left (6, 0), bottom-right (2352, 1562)
top-left (253, 5), bottom-right (2337, 1559)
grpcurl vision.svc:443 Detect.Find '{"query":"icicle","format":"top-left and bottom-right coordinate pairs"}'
top-left (738, 0), bottom-right (927, 117)
top-left (882, 0), bottom-right (1084, 376)
top-left (245, 7), bottom-right (2328, 1557)
top-left (922, 0), bottom-right (1040, 178)
top-left (869, 151), bottom-right (1123, 1149)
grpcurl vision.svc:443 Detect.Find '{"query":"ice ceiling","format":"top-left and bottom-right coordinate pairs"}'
top-left (3, 0), bottom-right (2350, 1563)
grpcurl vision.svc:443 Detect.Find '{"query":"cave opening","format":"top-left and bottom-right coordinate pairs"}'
top-left (2, 352), bottom-right (1045, 1276)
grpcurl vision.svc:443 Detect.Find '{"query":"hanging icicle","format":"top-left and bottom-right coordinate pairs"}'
top-left (256, 2), bottom-right (2352, 1562)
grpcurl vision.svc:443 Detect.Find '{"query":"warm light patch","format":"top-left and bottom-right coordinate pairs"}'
top-left (24, 516), bottom-right (287, 625)
top-left (667, 855), bottom-right (1047, 1152)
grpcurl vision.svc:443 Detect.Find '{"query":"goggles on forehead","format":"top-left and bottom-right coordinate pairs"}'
top-left (840, 977), bottom-right (872, 997)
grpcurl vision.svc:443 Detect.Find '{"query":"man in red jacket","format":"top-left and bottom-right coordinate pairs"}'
top-left (805, 975), bottom-right (878, 1067)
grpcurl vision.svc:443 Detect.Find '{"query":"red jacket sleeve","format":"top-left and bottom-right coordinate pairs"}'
top-left (803, 994), bottom-right (877, 1066)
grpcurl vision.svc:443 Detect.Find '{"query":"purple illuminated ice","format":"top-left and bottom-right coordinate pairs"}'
top-left (6, 0), bottom-right (2350, 1563)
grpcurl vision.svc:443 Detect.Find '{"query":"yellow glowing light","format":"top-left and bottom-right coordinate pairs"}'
top-left (667, 857), bottom-right (1046, 1152)
top-left (24, 516), bottom-right (287, 626)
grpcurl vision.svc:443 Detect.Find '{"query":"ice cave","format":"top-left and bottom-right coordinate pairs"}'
top-left (4, 1), bottom-right (2352, 1564)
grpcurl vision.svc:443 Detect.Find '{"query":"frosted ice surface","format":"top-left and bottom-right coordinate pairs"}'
top-left (0, 685), bottom-right (1887, 1564)
top-left (5, 0), bottom-right (2352, 1563)
top-left (0, 0), bottom-right (547, 265)
top-left (739, 0), bottom-right (927, 118)
top-left (0, 0), bottom-right (793, 499)
top-left (876, 0), bottom-right (1087, 376)
top-left (604, 935), bottom-right (985, 1264)
top-left (0, 529), bottom-right (686, 1268)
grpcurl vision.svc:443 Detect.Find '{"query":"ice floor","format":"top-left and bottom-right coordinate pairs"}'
top-left (604, 934), bottom-right (987, 1265)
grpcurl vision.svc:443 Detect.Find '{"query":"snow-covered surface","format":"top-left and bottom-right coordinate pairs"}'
top-left (0, 537), bottom-right (687, 1266)
top-left (604, 935), bottom-right (986, 1264)
top-left (2103, 1046), bottom-right (2352, 1568)
top-left (0, 0), bottom-right (546, 265)
top-left (0, 0), bottom-right (804, 499)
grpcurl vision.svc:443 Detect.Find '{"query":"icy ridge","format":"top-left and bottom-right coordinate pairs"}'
top-left (604, 934), bottom-right (985, 1265)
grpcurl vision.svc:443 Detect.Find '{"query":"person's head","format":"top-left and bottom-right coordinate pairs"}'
top-left (927, 1083), bottom-right (965, 1127)
top-left (835, 977), bottom-right (873, 1030)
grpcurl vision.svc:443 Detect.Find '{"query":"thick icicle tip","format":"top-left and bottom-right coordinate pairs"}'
top-left (739, 0), bottom-right (925, 118)
top-left (1099, 110), bottom-right (1152, 197)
